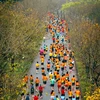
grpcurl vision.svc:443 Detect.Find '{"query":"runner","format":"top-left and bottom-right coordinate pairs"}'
top-left (31, 83), bottom-right (34, 95)
top-left (68, 80), bottom-right (72, 90)
top-left (35, 61), bottom-right (40, 73)
top-left (72, 95), bottom-right (76, 100)
top-left (35, 77), bottom-right (40, 91)
top-left (33, 94), bottom-right (39, 100)
top-left (39, 48), bottom-right (44, 56)
top-left (21, 93), bottom-right (25, 100)
top-left (54, 95), bottom-right (60, 100)
top-left (41, 56), bottom-right (44, 65)
top-left (76, 80), bottom-right (80, 89)
top-left (50, 77), bottom-right (56, 90)
top-left (47, 62), bottom-right (51, 72)
top-left (38, 84), bottom-right (43, 98)
top-left (49, 72), bottom-right (54, 80)
top-left (68, 89), bottom-right (73, 100)
top-left (30, 75), bottom-right (34, 84)
top-left (56, 72), bottom-right (60, 82)
top-left (42, 74), bottom-right (48, 87)
top-left (61, 86), bottom-right (65, 97)
top-left (25, 93), bottom-right (30, 100)
top-left (43, 36), bottom-right (46, 42)
top-left (65, 71), bottom-right (69, 80)
top-left (24, 74), bottom-right (28, 84)
top-left (71, 75), bottom-right (76, 91)
top-left (41, 67), bottom-right (45, 75)
top-left (75, 89), bottom-right (81, 100)
top-left (57, 79), bottom-right (62, 93)
top-left (50, 90), bottom-right (55, 100)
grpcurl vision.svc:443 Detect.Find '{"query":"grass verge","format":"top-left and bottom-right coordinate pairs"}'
top-left (75, 58), bottom-right (92, 100)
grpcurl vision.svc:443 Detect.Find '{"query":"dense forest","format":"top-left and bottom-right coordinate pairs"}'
top-left (0, 0), bottom-right (66, 99)
top-left (62, 0), bottom-right (100, 100)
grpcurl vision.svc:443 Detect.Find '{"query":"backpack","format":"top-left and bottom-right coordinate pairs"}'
top-left (31, 86), bottom-right (34, 94)
top-left (25, 95), bottom-right (30, 100)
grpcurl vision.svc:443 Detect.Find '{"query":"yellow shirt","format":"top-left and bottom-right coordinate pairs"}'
top-left (36, 63), bottom-right (40, 67)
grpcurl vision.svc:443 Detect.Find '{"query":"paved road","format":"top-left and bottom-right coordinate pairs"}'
top-left (27, 30), bottom-right (77, 100)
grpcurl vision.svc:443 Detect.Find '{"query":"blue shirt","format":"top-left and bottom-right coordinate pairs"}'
top-left (72, 98), bottom-right (76, 100)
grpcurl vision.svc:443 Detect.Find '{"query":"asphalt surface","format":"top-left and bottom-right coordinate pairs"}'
top-left (27, 32), bottom-right (77, 100)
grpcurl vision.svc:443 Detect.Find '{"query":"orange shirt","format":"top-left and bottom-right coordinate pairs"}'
top-left (42, 76), bottom-right (48, 81)
top-left (65, 80), bottom-right (68, 86)
top-left (56, 64), bottom-right (60, 70)
top-left (30, 76), bottom-right (33, 80)
top-left (76, 82), bottom-right (80, 86)
top-left (55, 59), bottom-right (59, 63)
top-left (61, 76), bottom-right (65, 83)
top-left (64, 56), bottom-right (68, 60)
top-left (65, 73), bottom-right (69, 78)
top-left (41, 58), bottom-right (44, 62)
top-left (25, 75), bottom-right (28, 82)
top-left (47, 63), bottom-right (50, 68)
top-left (42, 69), bottom-right (45, 73)
top-left (68, 91), bottom-right (72, 96)
top-left (57, 80), bottom-right (61, 85)
top-left (75, 90), bottom-right (81, 97)
top-left (56, 74), bottom-right (60, 79)
top-left (69, 63), bottom-right (73, 67)
top-left (61, 62), bottom-right (64, 67)
top-left (71, 77), bottom-right (76, 83)
top-left (68, 81), bottom-right (72, 86)
top-left (35, 78), bottom-right (40, 83)
top-left (50, 45), bottom-right (52, 49)
top-left (63, 75), bottom-right (66, 81)
top-left (54, 71), bottom-right (57, 76)
top-left (23, 78), bottom-right (26, 83)
top-left (51, 92), bottom-right (55, 96)
top-left (69, 58), bottom-right (72, 63)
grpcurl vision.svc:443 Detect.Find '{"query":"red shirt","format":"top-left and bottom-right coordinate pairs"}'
top-left (61, 89), bottom-right (65, 95)
top-left (39, 86), bottom-right (43, 92)
top-left (33, 95), bottom-right (39, 100)
top-left (52, 37), bottom-right (55, 41)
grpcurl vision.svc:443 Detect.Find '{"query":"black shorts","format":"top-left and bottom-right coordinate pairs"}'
top-left (69, 96), bottom-right (72, 99)
top-left (76, 97), bottom-right (79, 99)
top-left (61, 94), bottom-right (65, 96)
top-left (72, 82), bottom-right (75, 86)
top-left (31, 91), bottom-right (34, 94)
top-left (55, 67), bottom-right (57, 70)
top-left (68, 86), bottom-right (71, 90)
top-left (39, 91), bottom-right (43, 96)
top-left (42, 73), bottom-right (45, 75)
top-left (64, 60), bottom-right (67, 62)
top-left (53, 40), bottom-right (55, 43)
top-left (41, 62), bottom-right (44, 65)
top-left (47, 68), bottom-right (50, 72)
top-left (61, 67), bottom-right (64, 71)
top-left (49, 56), bottom-right (52, 59)
top-left (43, 81), bottom-right (47, 84)
top-left (51, 84), bottom-right (54, 87)
top-left (36, 68), bottom-right (39, 70)
top-left (35, 83), bottom-right (39, 87)
top-left (54, 76), bottom-right (56, 79)
top-left (30, 80), bottom-right (33, 83)
top-left (57, 70), bottom-right (59, 72)
top-left (69, 67), bottom-right (73, 69)
top-left (76, 86), bottom-right (79, 89)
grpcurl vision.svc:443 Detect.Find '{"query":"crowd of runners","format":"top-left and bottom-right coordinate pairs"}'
top-left (21, 13), bottom-right (81, 100)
